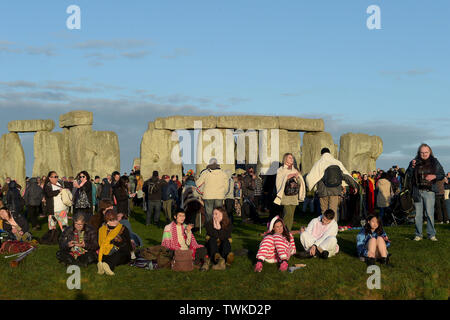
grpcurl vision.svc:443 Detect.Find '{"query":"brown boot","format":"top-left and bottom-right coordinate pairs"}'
top-left (226, 252), bottom-right (235, 266)
top-left (212, 258), bottom-right (226, 271)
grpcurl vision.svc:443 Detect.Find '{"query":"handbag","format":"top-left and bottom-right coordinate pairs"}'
top-left (171, 249), bottom-right (193, 272)
top-left (75, 189), bottom-right (90, 209)
top-left (284, 177), bottom-right (299, 196)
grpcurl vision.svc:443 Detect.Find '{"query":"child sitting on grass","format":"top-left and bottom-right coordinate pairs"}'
top-left (356, 214), bottom-right (391, 266)
top-left (254, 215), bottom-right (296, 272)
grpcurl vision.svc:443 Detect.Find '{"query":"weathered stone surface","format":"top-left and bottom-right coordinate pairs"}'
top-left (339, 133), bottom-right (383, 174)
top-left (235, 129), bottom-right (258, 167)
top-left (140, 122), bottom-right (182, 180)
top-left (154, 116), bottom-right (217, 130)
top-left (8, 120), bottom-right (55, 133)
top-left (133, 158), bottom-right (141, 171)
top-left (278, 116), bottom-right (324, 132)
top-left (217, 116), bottom-right (279, 130)
top-left (196, 128), bottom-right (235, 175)
top-left (32, 132), bottom-right (72, 178)
top-left (301, 132), bottom-right (338, 174)
top-left (60, 110), bottom-right (93, 128)
top-left (0, 133), bottom-right (26, 188)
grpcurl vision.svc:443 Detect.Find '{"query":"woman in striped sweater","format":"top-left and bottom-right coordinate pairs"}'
top-left (254, 215), bottom-right (296, 272)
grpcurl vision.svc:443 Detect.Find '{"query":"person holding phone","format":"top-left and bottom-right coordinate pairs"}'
top-left (73, 171), bottom-right (93, 221)
top-left (161, 210), bottom-right (209, 271)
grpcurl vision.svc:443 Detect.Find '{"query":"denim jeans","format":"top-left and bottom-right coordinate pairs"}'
top-left (146, 200), bottom-right (161, 225)
top-left (414, 190), bottom-right (436, 238)
top-left (204, 199), bottom-right (223, 223)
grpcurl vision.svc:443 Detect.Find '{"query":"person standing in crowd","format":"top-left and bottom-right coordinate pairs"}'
top-left (297, 209), bottom-right (339, 259)
top-left (233, 175), bottom-right (243, 218)
top-left (376, 172), bottom-right (393, 223)
top-left (6, 181), bottom-right (23, 216)
top-left (111, 171), bottom-right (121, 188)
top-left (361, 173), bottom-right (375, 216)
top-left (57, 214), bottom-right (98, 267)
top-left (241, 167), bottom-right (261, 224)
top-left (444, 173), bottom-right (450, 224)
top-left (23, 178), bottom-right (44, 231)
top-left (196, 158), bottom-right (229, 223)
top-left (205, 207), bottom-right (233, 270)
top-left (44, 171), bottom-right (68, 232)
top-left (254, 173), bottom-right (263, 213)
top-left (94, 176), bottom-right (101, 212)
top-left (254, 215), bottom-right (296, 272)
top-left (223, 170), bottom-right (235, 223)
top-left (143, 171), bottom-right (163, 226)
top-left (161, 175), bottom-right (178, 223)
top-left (356, 215), bottom-right (391, 266)
top-left (97, 209), bottom-right (132, 276)
top-left (72, 171), bottom-right (93, 221)
top-left (98, 177), bottom-right (113, 204)
top-left (113, 176), bottom-right (132, 219)
top-left (306, 148), bottom-right (358, 221)
top-left (434, 177), bottom-right (448, 224)
top-left (406, 143), bottom-right (445, 241)
top-left (273, 153), bottom-right (305, 231)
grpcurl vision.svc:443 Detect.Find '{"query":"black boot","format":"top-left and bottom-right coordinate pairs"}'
top-left (319, 250), bottom-right (329, 259)
top-left (297, 251), bottom-right (313, 259)
top-left (365, 257), bottom-right (376, 266)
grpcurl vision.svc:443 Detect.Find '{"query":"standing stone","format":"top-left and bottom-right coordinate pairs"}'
top-left (33, 132), bottom-right (72, 178)
top-left (196, 128), bottom-right (235, 176)
top-left (59, 110), bottom-right (93, 128)
top-left (278, 116), bottom-right (324, 132)
top-left (217, 116), bottom-right (279, 130)
top-left (87, 131), bottom-right (121, 179)
top-left (154, 116), bottom-right (217, 130)
top-left (133, 158), bottom-right (141, 171)
top-left (0, 133), bottom-right (26, 188)
top-left (339, 133), bottom-right (383, 174)
top-left (67, 125), bottom-right (94, 176)
top-left (8, 120), bottom-right (55, 133)
top-left (301, 132), bottom-right (338, 174)
top-left (140, 122), bottom-right (182, 181)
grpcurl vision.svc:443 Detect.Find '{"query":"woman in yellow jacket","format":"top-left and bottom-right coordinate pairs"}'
top-left (97, 209), bottom-right (132, 276)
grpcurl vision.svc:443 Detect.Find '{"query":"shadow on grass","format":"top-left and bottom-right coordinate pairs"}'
top-left (75, 291), bottom-right (89, 300)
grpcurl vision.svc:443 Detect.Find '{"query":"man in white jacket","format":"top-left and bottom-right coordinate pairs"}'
top-left (297, 209), bottom-right (339, 259)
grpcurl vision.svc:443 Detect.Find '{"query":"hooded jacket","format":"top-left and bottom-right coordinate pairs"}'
top-left (196, 165), bottom-right (229, 200)
top-left (6, 181), bottom-right (23, 213)
top-left (24, 178), bottom-right (44, 207)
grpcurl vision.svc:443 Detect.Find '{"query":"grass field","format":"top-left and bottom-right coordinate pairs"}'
top-left (0, 206), bottom-right (449, 300)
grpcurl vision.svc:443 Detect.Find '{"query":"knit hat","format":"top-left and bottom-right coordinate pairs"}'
top-left (267, 215), bottom-right (283, 232)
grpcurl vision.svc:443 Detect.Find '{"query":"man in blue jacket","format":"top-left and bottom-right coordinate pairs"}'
top-left (406, 143), bottom-right (445, 241)
top-left (161, 175), bottom-right (178, 223)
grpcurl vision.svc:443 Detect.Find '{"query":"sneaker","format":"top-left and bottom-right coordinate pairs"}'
top-left (254, 261), bottom-right (263, 273)
top-left (320, 250), bottom-right (329, 259)
top-left (413, 236), bottom-right (423, 241)
top-left (226, 252), bottom-right (235, 266)
top-left (212, 258), bottom-right (226, 271)
top-left (97, 262), bottom-right (104, 275)
top-left (429, 236), bottom-right (438, 241)
top-left (279, 261), bottom-right (288, 272)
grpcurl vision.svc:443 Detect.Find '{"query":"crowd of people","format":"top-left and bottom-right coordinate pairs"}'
top-left (0, 143), bottom-right (447, 274)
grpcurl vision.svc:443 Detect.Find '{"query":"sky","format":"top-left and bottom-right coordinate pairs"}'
top-left (0, 0), bottom-right (449, 176)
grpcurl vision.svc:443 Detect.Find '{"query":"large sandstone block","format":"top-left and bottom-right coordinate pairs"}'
top-left (154, 116), bottom-right (217, 130)
top-left (196, 128), bottom-right (235, 175)
top-left (278, 116), bottom-right (324, 132)
top-left (60, 110), bottom-right (93, 128)
top-left (301, 132), bottom-right (338, 174)
top-left (33, 132), bottom-right (72, 178)
top-left (217, 116), bottom-right (279, 130)
top-left (0, 133), bottom-right (26, 188)
top-left (339, 133), bottom-right (383, 174)
top-left (8, 120), bottom-right (55, 133)
top-left (140, 123), bottom-right (182, 180)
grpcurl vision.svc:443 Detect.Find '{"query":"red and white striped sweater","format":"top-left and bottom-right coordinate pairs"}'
top-left (256, 233), bottom-right (296, 263)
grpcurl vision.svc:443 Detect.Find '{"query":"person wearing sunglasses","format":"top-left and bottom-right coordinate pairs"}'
top-left (73, 171), bottom-right (93, 222)
top-left (44, 171), bottom-right (69, 232)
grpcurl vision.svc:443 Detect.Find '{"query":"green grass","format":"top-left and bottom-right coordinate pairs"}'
top-left (0, 206), bottom-right (449, 300)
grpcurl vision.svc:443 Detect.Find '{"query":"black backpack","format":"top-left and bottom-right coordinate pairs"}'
top-left (322, 165), bottom-right (343, 188)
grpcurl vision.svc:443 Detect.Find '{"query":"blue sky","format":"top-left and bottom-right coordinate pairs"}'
top-left (1, 0), bottom-right (449, 176)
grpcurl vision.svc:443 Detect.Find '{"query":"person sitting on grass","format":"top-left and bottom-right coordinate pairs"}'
top-left (161, 210), bottom-right (209, 271)
top-left (296, 209), bottom-right (339, 259)
top-left (97, 209), bottom-right (132, 276)
top-left (356, 214), bottom-right (391, 266)
top-left (205, 207), bottom-right (234, 271)
top-left (254, 215), bottom-right (296, 273)
top-left (0, 207), bottom-right (32, 241)
top-left (57, 214), bottom-right (98, 267)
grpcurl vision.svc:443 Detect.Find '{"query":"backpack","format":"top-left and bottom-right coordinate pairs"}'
top-left (60, 188), bottom-right (73, 207)
top-left (147, 181), bottom-right (159, 195)
top-left (138, 245), bottom-right (173, 269)
top-left (284, 177), bottom-right (299, 196)
top-left (75, 189), bottom-right (90, 209)
top-left (322, 165), bottom-right (343, 188)
top-left (171, 249), bottom-right (193, 272)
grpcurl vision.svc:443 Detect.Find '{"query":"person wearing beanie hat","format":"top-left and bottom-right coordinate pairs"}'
top-left (254, 215), bottom-right (296, 272)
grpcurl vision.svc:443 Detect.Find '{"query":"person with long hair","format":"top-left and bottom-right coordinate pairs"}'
top-left (57, 214), bottom-right (98, 267)
top-left (44, 171), bottom-right (68, 231)
top-left (73, 171), bottom-right (93, 221)
top-left (274, 153), bottom-right (306, 231)
top-left (406, 143), bottom-right (445, 241)
top-left (0, 207), bottom-right (32, 241)
top-left (205, 207), bottom-right (234, 270)
top-left (97, 209), bottom-right (132, 276)
top-left (254, 215), bottom-right (296, 272)
top-left (356, 215), bottom-right (391, 266)
top-left (112, 176), bottom-right (131, 219)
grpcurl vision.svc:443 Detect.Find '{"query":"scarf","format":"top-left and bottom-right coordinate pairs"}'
top-left (70, 230), bottom-right (87, 259)
top-left (161, 222), bottom-right (202, 259)
top-left (98, 224), bottom-right (123, 262)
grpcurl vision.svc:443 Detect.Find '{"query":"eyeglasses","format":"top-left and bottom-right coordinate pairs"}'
top-left (80, 175), bottom-right (86, 178)
top-left (51, 176), bottom-right (59, 179)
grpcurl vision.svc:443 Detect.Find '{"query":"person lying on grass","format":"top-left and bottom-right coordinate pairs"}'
top-left (97, 209), bottom-right (132, 276)
top-left (57, 214), bottom-right (98, 267)
top-left (295, 209), bottom-right (339, 259)
top-left (356, 214), bottom-right (391, 266)
top-left (161, 210), bottom-right (209, 271)
top-left (205, 207), bottom-right (234, 271)
top-left (254, 215), bottom-right (296, 272)
top-left (0, 207), bottom-right (32, 241)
